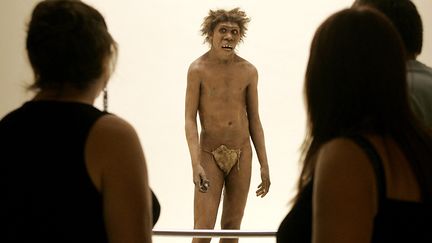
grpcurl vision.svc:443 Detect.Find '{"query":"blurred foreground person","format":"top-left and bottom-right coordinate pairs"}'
top-left (277, 7), bottom-right (432, 243)
top-left (353, 0), bottom-right (432, 127)
top-left (1, 1), bottom-right (158, 242)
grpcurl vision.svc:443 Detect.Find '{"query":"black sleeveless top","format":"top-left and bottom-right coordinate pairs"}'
top-left (277, 136), bottom-right (432, 243)
top-left (1, 101), bottom-right (160, 242)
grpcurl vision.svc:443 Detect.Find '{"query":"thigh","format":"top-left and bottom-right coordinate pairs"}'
top-left (194, 149), bottom-right (225, 228)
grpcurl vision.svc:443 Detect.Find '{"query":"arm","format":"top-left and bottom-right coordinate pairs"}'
top-left (86, 115), bottom-right (153, 243)
top-left (185, 64), bottom-right (208, 192)
top-left (246, 67), bottom-right (270, 197)
top-left (313, 138), bottom-right (378, 243)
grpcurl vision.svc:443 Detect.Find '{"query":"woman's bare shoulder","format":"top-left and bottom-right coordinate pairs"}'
top-left (86, 114), bottom-right (144, 166)
top-left (316, 137), bottom-right (375, 179)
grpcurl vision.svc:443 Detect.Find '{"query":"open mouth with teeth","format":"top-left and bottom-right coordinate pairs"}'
top-left (222, 44), bottom-right (234, 51)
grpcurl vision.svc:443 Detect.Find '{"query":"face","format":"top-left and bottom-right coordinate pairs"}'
top-left (210, 22), bottom-right (241, 55)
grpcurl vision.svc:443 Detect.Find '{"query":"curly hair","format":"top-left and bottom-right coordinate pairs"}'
top-left (201, 8), bottom-right (251, 44)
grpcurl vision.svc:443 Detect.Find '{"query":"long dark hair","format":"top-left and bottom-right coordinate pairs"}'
top-left (297, 7), bottom-right (432, 202)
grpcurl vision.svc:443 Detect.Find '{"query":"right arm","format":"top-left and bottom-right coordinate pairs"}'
top-left (185, 63), bottom-right (208, 191)
top-left (86, 115), bottom-right (153, 243)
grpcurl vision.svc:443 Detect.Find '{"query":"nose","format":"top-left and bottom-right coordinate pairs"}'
top-left (224, 32), bottom-right (233, 40)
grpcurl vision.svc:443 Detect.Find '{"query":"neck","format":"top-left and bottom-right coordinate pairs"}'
top-left (406, 52), bottom-right (417, 61)
top-left (33, 85), bottom-right (100, 105)
top-left (208, 48), bottom-right (236, 64)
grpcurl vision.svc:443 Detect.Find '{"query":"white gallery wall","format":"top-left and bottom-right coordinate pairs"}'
top-left (1, 1), bottom-right (431, 243)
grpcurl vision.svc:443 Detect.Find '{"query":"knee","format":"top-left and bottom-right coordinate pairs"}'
top-left (194, 214), bottom-right (217, 229)
top-left (221, 214), bottom-right (243, 229)
top-left (194, 221), bottom-right (215, 229)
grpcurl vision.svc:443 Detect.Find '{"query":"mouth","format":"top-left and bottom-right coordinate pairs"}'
top-left (222, 44), bottom-right (234, 51)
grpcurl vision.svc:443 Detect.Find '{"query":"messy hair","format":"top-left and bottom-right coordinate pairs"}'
top-left (201, 8), bottom-right (250, 44)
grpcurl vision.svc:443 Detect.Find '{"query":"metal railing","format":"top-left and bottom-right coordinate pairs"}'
top-left (153, 229), bottom-right (277, 239)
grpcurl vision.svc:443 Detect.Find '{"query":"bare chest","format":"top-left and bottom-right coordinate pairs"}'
top-left (201, 68), bottom-right (249, 98)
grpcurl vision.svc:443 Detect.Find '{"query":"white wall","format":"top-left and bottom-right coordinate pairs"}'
top-left (0, 1), bottom-right (37, 112)
top-left (1, 1), bottom-right (431, 243)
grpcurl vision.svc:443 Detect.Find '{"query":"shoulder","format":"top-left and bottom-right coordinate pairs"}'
top-left (188, 59), bottom-right (201, 74)
top-left (85, 114), bottom-right (145, 190)
top-left (236, 57), bottom-right (258, 82)
top-left (408, 60), bottom-right (432, 80)
top-left (237, 56), bottom-right (257, 72)
top-left (246, 62), bottom-right (258, 76)
top-left (407, 60), bottom-right (432, 97)
top-left (314, 137), bottom-right (377, 197)
top-left (89, 114), bottom-right (141, 151)
top-left (94, 114), bottom-right (136, 135)
top-left (188, 54), bottom-right (209, 75)
top-left (316, 137), bottom-right (373, 175)
top-left (187, 60), bottom-right (203, 83)
top-left (318, 137), bottom-right (365, 159)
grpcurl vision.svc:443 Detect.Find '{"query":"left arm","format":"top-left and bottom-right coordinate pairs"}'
top-left (313, 138), bottom-right (378, 243)
top-left (246, 66), bottom-right (270, 197)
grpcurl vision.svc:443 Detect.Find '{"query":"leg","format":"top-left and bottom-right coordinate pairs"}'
top-left (219, 145), bottom-right (252, 243)
top-left (192, 150), bottom-right (225, 243)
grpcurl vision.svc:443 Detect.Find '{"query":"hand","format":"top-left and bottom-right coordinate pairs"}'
top-left (256, 165), bottom-right (270, 198)
top-left (193, 164), bottom-right (210, 193)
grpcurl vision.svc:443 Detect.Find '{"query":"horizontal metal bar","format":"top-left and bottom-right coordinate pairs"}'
top-left (153, 229), bottom-right (277, 238)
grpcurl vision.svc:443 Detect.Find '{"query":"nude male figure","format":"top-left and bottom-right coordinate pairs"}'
top-left (185, 8), bottom-right (270, 243)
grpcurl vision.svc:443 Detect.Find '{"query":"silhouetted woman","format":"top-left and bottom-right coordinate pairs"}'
top-left (277, 7), bottom-right (432, 243)
top-left (1, 1), bottom-right (158, 242)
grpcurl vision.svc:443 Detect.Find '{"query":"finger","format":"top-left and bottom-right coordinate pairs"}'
top-left (198, 180), bottom-right (205, 192)
top-left (256, 187), bottom-right (268, 197)
top-left (199, 184), bottom-right (208, 193)
top-left (203, 179), bottom-right (210, 188)
top-left (255, 188), bottom-right (265, 197)
top-left (199, 179), bottom-right (210, 193)
top-left (199, 187), bottom-right (207, 193)
top-left (263, 187), bottom-right (269, 196)
top-left (256, 183), bottom-right (266, 192)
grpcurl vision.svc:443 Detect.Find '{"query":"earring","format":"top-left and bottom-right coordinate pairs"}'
top-left (103, 87), bottom-right (108, 112)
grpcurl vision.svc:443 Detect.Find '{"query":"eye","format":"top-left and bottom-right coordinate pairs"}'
top-left (219, 28), bottom-right (227, 33)
top-left (232, 29), bottom-right (239, 35)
